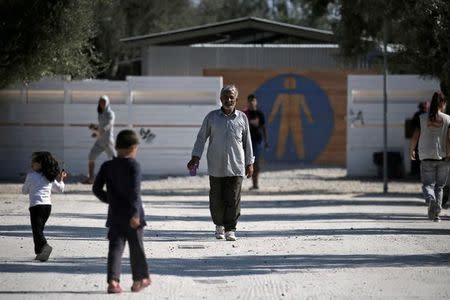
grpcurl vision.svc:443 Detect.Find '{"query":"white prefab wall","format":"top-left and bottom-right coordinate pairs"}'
top-left (0, 76), bottom-right (222, 179)
top-left (347, 75), bottom-right (440, 177)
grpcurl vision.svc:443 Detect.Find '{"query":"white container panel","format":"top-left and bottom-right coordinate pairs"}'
top-left (347, 75), bottom-right (440, 177)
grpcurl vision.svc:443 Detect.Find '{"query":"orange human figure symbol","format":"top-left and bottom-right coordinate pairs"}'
top-left (268, 77), bottom-right (313, 159)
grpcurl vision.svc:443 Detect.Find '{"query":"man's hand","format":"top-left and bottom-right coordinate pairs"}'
top-left (130, 216), bottom-right (140, 229)
top-left (410, 129), bottom-right (420, 161)
top-left (245, 164), bottom-right (254, 178)
top-left (187, 156), bottom-right (200, 171)
top-left (410, 150), bottom-right (416, 161)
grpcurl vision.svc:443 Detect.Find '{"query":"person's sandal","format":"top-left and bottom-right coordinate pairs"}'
top-left (107, 281), bottom-right (123, 294)
top-left (131, 278), bottom-right (151, 292)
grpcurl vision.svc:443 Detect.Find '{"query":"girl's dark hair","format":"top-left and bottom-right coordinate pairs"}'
top-left (428, 92), bottom-right (446, 122)
top-left (32, 152), bottom-right (60, 182)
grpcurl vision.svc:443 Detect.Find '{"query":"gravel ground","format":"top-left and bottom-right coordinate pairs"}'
top-left (1, 167), bottom-right (449, 300)
top-left (133, 167), bottom-right (421, 196)
top-left (0, 167), bottom-right (421, 196)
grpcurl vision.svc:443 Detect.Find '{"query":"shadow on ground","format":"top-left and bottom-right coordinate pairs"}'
top-left (1, 222), bottom-right (450, 242)
top-left (1, 252), bottom-right (450, 277)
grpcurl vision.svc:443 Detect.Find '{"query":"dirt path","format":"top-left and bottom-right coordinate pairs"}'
top-left (1, 168), bottom-right (449, 299)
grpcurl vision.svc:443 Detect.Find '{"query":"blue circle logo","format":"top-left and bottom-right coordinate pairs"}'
top-left (254, 74), bottom-right (334, 162)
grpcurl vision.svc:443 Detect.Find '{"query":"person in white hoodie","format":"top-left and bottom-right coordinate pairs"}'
top-left (83, 95), bottom-right (116, 184)
top-left (22, 152), bottom-right (66, 261)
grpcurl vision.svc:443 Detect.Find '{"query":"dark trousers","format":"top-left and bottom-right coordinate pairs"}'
top-left (411, 159), bottom-right (421, 177)
top-left (209, 176), bottom-right (243, 232)
top-left (29, 204), bottom-right (51, 254)
top-left (107, 226), bottom-right (149, 283)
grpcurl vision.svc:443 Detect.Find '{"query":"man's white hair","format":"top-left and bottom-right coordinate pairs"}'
top-left (220, 85), bottom-right (239, 98)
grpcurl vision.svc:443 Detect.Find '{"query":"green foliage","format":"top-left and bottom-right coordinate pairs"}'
top-left (1, 0), bottom-right (343, 85)
top-left (93, 0), bottom-right (343, 78)
top-left (118, 0), bottom-right (198, 36)
top-left (93, 0), bottom-right (199, 78)
top-left (0, 0), bottom-right (99, 88)
top-left (306, 0), bottom-right (450, 94)
top-left (395, 0), bottom-right (450, 94)
top-left (271, 0), bottom-right (339, 29)
top-left (197, 0), bottom-right (270, 23)
top-left (194, 0), bottom-right (338, 29)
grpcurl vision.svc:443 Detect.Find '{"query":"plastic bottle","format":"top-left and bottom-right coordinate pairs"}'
top-left (189, 164), bottom-right (198, 176)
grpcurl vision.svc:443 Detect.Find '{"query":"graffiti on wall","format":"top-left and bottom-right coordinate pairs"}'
top-left (139, 128), bottom-right (156, 143)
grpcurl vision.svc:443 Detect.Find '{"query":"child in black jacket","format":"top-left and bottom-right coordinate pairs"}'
top-left (93, 129), bottom-right (150, 294)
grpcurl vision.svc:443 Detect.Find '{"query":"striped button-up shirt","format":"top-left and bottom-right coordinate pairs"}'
top-left (192, 108), bottom-right (254, 177)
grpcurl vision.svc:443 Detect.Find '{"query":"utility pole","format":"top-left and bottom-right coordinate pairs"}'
top-left (382, 19), bottom-right (389, 194)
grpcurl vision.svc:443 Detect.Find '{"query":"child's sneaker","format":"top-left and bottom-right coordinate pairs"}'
top-left (215, 225), bottom-right (225, 239)
top-left (433, 216), bottom-right (441, 222)
top-left (225, 231), bottom-right (237, 241)
top-left (131, 277), bottom-right (151, 292)
top-left (36, 244), bottom-right (52, 262)
top-left (107, 280), bottom-right (123, 294)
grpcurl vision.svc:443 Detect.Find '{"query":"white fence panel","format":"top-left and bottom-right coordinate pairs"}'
top-left (130, 105), bottom-right (213, 126)
top-left (0, 76), bottom-right (221, 179)
top-left (17, 104), bottom-right (64, 124)
top-left (347, 75), bottom-right (440, 177)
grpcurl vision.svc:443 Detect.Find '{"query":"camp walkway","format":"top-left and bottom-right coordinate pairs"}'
top-left (1, 168), bottom-right (449, 299)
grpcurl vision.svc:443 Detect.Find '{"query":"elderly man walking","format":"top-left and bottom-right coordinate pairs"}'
top-left (187, 85), bottom-right (254, 241)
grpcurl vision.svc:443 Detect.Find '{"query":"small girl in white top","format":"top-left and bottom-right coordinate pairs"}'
top-left (22, 152), bottom-right (66, 261)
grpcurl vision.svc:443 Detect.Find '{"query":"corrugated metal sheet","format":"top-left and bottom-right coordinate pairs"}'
top-left (142, 46), bottom-right (366, 76)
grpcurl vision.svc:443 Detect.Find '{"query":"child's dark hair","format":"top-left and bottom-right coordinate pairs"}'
top-left (428, 92), bottom-right (446, 122)
top-left (32, 152), bottom-right (61, 182)
top-left (116, 129), bottom-right (139, 149)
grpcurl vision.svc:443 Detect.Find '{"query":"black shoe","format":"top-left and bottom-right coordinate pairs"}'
top-left (36, 244), bottom-right (52, 262)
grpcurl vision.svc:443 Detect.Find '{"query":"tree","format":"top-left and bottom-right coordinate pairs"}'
top-left (0, 0), bottom-right (99, 88)
top-left (304, 0), bottom-right (450, 191)
top-left (270, 0), bottom-right (338, 30)
top-left (195, 0), bottom-right (336, 30)
top-left (92, 0), bottom-right (339, 79)
top-left (0, 0), bottom-right (345, 85)
top-left (196, 0), bottom-right (270, 24)
top-left (305, 0), bottom-right (450, 93)
top-left (93, 0), bottom-right (198, 79)
top-left (396, 0), bottom-right (450, 95)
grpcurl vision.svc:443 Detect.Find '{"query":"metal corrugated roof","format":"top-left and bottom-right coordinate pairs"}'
top-left (120, 17), bottom-right (335, 46)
